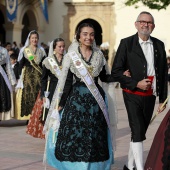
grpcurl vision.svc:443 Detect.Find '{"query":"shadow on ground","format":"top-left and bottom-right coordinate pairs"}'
top-left (0, 119), bottom-right (27, 127)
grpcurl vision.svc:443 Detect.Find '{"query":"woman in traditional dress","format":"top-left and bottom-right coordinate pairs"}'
top-left (26, 38), bottom-right (65, 139)
top-left (144, 109), bottom-right (170, 170)
top-left (0, 46), bottom-right (16, 120)
top-left (43, 23), bottom-right (118, 170)
top-left (15, 30), bottom-right (46, 120)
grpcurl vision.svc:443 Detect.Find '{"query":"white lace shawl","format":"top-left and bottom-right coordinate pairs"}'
top-left (0, 46), bottom-right (16, 85)
top-left (18, 30), bottom-right (46, 62)
top-left (44, 47), bottom-right (118, 151)
top-left (44, 47), bottom-right (107, 132)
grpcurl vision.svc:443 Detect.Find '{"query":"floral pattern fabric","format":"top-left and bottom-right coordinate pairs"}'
top-left (26, 92), bottom-right (45, 139)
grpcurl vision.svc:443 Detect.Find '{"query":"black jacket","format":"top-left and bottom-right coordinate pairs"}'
top-left (13, 62), bottom-right (19, 80)
top-left (112, 33), bottom-right (167, 103)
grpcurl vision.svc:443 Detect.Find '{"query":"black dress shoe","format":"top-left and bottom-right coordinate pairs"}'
top-left (123, 165), bottom-right (136, 170)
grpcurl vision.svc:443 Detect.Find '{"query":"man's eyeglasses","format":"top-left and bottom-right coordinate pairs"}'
top-left (136, 20), bottom-right (154, 26)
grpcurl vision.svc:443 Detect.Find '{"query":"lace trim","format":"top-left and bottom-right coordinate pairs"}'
top-left (0, 47), bottom-right (6, 64)
top-left (0, 47), bottom-right (16, 85)
top-left (69, 48), bottom-right (106, 80)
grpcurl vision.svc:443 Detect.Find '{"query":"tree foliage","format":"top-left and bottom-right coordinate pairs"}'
top-left (125, 0), bottom-right (170, 10)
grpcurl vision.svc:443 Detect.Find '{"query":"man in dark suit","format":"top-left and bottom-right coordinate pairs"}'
top-left (112, 11), bottom-right (167, 170)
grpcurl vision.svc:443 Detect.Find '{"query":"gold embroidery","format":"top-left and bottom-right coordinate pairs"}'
top-left (87, 65), bottom-right (93, 76)
top-left (76, 60), bottom-right (81, 66)
top-left (24, 48), bottom-right (42, 74)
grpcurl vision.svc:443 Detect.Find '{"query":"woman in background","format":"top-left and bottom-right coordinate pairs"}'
top-left (0, 46), bottom-right (16, 120)
top-left (15, 30), bottom-right (46, 120)
top-left (26, 38), bottom-right (65, 139)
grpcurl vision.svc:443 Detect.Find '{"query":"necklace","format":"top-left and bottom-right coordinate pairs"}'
top-left (30, 45), bottom-right (37, 55)
top-left (78, 47), bottom-right (94, 75)
top-left (78, 47), bottom-right (93, 64)
top-left (54, 54), bottom-right (63, 69)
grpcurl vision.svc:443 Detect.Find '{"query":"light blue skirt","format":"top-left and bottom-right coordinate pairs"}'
top-left (46, 128), bottom-right (114, 170)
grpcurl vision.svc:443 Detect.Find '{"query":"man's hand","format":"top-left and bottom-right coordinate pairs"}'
top-left (123, 69), bottom-right (131, 77)
top-left (137, 79), bottom-right (151, 90)
top-left (157, 103), bottom-right (166, 113)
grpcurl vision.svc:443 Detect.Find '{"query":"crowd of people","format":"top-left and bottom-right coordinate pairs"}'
top-left (0, 11), bottom-right (170, 170)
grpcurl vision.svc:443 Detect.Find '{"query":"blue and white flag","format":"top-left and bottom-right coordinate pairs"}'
top-left (6, 0), bottom-right (18, 22)
top-left (40, 0), bottom-right (49, 23)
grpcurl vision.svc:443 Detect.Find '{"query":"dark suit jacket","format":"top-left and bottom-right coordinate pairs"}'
top-left (112, 33), bottom-right (167, 103)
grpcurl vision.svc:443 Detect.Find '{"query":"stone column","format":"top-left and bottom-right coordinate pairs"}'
top-left (4, 22), bottom-right (23, 45)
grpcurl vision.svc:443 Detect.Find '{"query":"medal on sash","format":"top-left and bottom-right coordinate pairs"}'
top-left (24, 48), bottom-right (42, 74)
top-left (48, 57), bottom-right (61, 78)
top-left (25, 48), bottom-right (35, 61)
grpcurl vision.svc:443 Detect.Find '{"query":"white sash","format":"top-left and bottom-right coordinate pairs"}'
top-left (0, 65), bottom-right (12, 92)
top-left (69, 51), bottom-right (111, 131)
top-left (47, 57), bottom-right (61, 78)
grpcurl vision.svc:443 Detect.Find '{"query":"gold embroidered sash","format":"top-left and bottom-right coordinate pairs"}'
top-left (47, 57), bottom-right (61, 78)
top-left (24, 48), bottom-right (42, 74)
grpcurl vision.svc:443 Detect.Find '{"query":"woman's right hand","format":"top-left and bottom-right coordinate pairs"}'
top-left (58, 106), bottom-right (63, 111)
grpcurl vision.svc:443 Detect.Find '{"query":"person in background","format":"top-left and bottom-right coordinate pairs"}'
top-left (5, 42), bottom-right (12, 54)
top-left (15, 30), bottom-right (46, 120)
top-left (0, 46), bottom-right (16, 120)
top-left (112, 11), bottom-right (167, 170)
top-left (12, 41), bottom-right (20, 56)
top-left (41, 42), bottom-right (49, 56)
top-left (167, 57), bottom-right (170, 85)
top-left (167, 49), bottom-right (170, 57)
top-left (8, 49), bottom-right (15, 56)
top-left (19, 42), bottom-right (24, 50)
top-left (10, 53), bottom-right (19, 81)
top-left (26, 38), bottom-right (65, 139)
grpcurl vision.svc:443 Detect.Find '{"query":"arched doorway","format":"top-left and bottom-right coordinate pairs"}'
top-left (76, 19), bottom-right (102, 46)
top-left (0, 10), bottom-right (6, 45)
top-left (21, 10), bottom-right (37, 44)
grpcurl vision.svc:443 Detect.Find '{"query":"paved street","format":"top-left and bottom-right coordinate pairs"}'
top-left (0, 88), bottom-right (168, 170)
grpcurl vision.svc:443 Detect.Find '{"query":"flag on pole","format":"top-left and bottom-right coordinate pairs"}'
top-left (6, 0), bottom-right (18, 22)
top-left (40, 0), bottom-right (49, 23)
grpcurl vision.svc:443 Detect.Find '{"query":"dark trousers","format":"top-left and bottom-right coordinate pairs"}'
top-left (123, 91), bottom-right (156, 142)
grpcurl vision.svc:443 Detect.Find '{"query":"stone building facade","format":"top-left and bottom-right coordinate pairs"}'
top-left (0, 0), bottom-right (170, 66)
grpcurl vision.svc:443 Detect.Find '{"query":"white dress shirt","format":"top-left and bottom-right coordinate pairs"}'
top-left (139, 37), bottom-right (156, 95)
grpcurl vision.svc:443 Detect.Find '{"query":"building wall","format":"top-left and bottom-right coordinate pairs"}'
top-left (43, 0), bottom-right (68, 44)
top-left (114, 0), bottom-right (170, 53)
